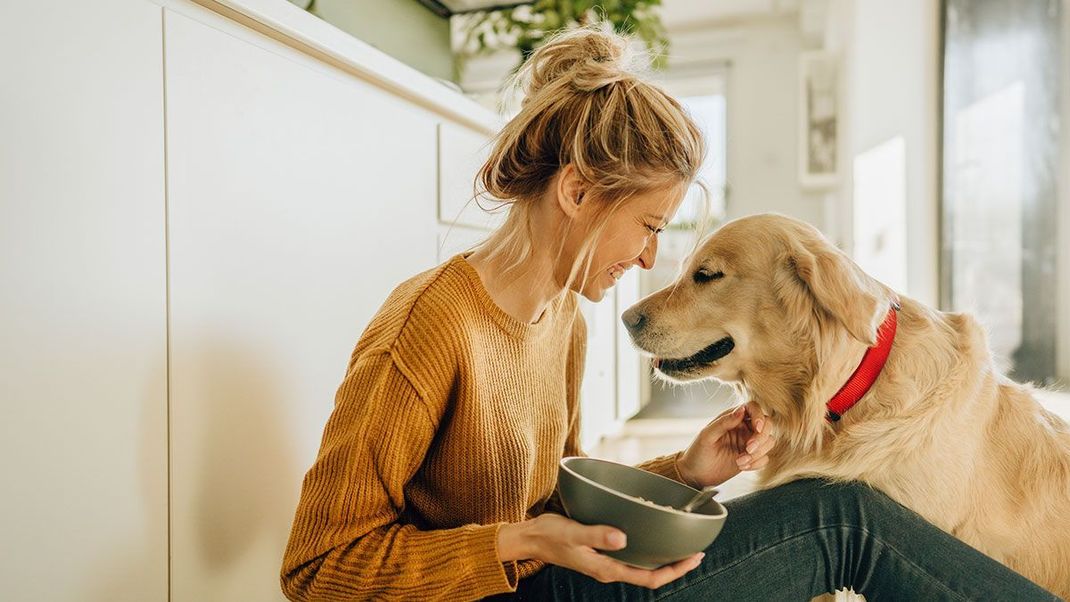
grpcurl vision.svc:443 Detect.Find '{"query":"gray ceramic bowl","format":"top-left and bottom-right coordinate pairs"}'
top-left (557, 456), bottom-right (728, 569)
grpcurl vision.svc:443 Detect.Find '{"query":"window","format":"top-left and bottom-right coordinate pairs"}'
top-left (941, 0), bottom-right (1067, 386)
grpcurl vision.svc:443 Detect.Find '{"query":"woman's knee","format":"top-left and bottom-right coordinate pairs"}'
top-left (755, 477), bottom-right (880, 505)
top-left (764, 479), bottom-right (897, 527)
top-left (810, 479), bottom-right (884, 504)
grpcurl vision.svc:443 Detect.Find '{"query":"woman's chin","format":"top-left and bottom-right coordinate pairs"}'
top-left (579, 288), bottom-right (607, 302)
top-left (572, 278), bottom-right (608, 302)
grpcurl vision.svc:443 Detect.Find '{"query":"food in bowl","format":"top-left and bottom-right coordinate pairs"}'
top-left (633, 496), bottom-right (677, 511)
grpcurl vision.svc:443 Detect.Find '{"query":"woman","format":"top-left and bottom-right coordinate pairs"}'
top-left (280, 28), bottom-right (1059, 601)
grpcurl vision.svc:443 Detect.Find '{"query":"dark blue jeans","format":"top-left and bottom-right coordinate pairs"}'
top-left (505, 479), bottom-right (1061, 601)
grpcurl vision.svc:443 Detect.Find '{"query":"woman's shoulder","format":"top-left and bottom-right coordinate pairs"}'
top-left (358, 256), bottom-right (473, 344)
top-left (387, 257), bottom-right (463, 314)
top-left (345, 255), bottom-right (480, 401)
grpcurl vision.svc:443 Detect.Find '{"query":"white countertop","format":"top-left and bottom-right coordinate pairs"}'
top-left (187, 0), bottom-right (504, 136)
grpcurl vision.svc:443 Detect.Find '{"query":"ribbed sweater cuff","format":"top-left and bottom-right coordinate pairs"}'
top-left (636, 451), bottom-right (692, 487)
top-left (459, 523), bottom-right (519, 599)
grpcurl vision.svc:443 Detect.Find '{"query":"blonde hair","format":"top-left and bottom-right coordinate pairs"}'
top-left (469, 25), bottom-right (709, 291)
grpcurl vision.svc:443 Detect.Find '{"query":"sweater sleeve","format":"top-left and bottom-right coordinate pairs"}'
top-left (636, 451), bottom-right (691, 485)
top-left (280, 351), bottom-right (517, 601)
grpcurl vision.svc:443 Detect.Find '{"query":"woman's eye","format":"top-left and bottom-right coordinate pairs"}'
top-left (646, 224), bottom-right (664, 235)
top-left (693, 270), bottom-right (725, 284)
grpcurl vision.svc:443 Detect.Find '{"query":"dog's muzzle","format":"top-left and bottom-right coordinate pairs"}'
top-left (657, 337), bottom-right (736, 373)
top-left (621, 306), bottom-right (647, 336)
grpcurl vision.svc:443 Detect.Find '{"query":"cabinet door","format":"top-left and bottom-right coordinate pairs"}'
top-left (436, 122), bottom-right (498, 261)
top-left (438, 121), bottom-right (506, 230)
top-left (579, 296), bottom-right (620, 450)
top-left (0, 1), bottom-right (168, 599)
top-left (164, 8), bottom-right (438, 600)
top-left (579, 272), bottom-right (646, 449)
top-left (438, 224), bottom-right (491, 262)
top-left (614, 270), bottom-right (644, 420)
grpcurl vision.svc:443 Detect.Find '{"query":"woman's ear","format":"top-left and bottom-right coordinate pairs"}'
top-left (555, 164), bottom-right (586, 219)
top-left (777, 232), bottom-right (888, 346)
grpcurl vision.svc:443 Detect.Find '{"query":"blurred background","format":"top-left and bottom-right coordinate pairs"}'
top-left (2, 0), bottom-right (1067, 599)
top-left (308, 0), bottom-right (1069, 407)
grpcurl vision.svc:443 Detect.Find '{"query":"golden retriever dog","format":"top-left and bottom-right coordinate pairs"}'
top-left (621, 213), bottom-right (1070, 596)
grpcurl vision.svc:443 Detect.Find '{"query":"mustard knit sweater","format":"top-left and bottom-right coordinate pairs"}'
top-left (280, 253), bottom-right (685, 601)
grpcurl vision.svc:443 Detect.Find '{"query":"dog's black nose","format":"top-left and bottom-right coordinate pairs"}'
top-left (621, 307), bottom-right (646, 333)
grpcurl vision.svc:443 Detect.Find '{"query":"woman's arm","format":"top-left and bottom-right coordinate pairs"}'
top-left (280, 352), bottom-right (515, 601)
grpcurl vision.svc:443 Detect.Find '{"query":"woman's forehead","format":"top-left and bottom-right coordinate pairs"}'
top-left (632, 183), bottom-right (686, 213)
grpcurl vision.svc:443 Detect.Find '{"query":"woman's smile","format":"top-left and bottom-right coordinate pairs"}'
top-left (607, 263), bottom-right (628, 284)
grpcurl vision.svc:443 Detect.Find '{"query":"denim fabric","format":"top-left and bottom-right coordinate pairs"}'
top-left (497, 479), bottom-right (1061, 601)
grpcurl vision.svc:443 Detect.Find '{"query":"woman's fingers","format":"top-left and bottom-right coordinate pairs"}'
top-left (703, 405), bottom-right (746, 441)
top-left (591, 552), bottom-right (704, 588)
top-left (544, 516), bottom-right (702, 589)
top-left (738, 434), bottom-right (776, 469)
top-left (755, 432), bottom-right (776, 457)
top-left (573, 524), bottom-right (627, 550)
top-left (631, 553), bottom-right (704, 588)
top-left (740, 401), bottom-right (772, 455)
top-left (744, 400), bottom-right (766, 434)
top-left (744, 428), bottom-right (773, 455)
top-left (742, 455), bottom-right (769, 470)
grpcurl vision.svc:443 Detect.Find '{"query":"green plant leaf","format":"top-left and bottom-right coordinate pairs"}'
top-left (454, 0), bottom-right (671, 78)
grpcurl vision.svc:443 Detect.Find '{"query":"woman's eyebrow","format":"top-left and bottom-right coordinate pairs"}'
top-left (644, 213), bottom-right (667, 222)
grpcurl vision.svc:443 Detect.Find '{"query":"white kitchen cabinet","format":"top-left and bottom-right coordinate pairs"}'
top-left (438, 121), bottom-right (507, 231)
top-left (0, 1), bottom-right (169, 600)
top-left (435, 118), bottom-right (505, 261)
top-left (576, 271), bottom-right (647, 451)
top-left (578, 294), bottom-right (621, 450)
top-left (1, 0), bottom-right (640, 598)
top-left (615, 270), bottom-right (644, 420)
top-left (438, 224), bottom-right (492, 261)
top-left (163, 6), bottom-right (438, 599)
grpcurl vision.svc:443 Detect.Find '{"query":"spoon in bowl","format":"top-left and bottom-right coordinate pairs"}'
top-left (679, 485), bottom-right (720, 512)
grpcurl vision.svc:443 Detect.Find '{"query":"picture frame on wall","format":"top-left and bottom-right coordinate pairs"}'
top-left (798, 51), bottom-right (839, 189)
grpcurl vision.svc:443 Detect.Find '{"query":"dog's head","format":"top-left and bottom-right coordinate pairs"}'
top-left (623, 213), bottom-right (894, 436)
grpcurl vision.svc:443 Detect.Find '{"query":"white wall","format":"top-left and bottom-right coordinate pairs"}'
top-left (668, 17), bottom-right (830, 232)
top-left (0, 1), bottom-right (169, 599)
top-left (834, 0), bottom-right (941, 306)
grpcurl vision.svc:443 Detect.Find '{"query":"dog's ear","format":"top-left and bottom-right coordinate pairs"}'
top-left (777, 232), bottom-right (887, 346)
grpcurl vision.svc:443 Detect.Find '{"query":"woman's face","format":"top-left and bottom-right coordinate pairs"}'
top-left (566, 182), bottom-right (686, 302)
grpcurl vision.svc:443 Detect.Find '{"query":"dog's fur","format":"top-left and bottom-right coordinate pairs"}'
top-left (623, 213), bottom-right (1070, 596)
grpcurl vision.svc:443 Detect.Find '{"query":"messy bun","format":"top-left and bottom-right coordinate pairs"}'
top-left (470, 25), bottom-right (709, 282)
top-left (518, 26), bottom-right (633, 98)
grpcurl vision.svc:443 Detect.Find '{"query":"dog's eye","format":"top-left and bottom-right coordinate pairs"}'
top-left (694, 269), bottom-right (724, 284)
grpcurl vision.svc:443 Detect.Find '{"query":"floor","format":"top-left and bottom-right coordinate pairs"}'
top-left (589, 384), bottom-right (1070, 601)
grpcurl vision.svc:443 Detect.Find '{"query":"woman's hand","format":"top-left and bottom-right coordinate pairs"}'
top-left (497, 513), bottom-right (703, 589)
top-left (675, 401), bottom-right (776, 488)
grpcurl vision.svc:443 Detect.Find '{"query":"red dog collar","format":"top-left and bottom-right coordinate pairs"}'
top-left (826, 301), bottom-right (900, 422)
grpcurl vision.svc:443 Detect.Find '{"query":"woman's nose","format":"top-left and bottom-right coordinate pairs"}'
top-left (637, 236), bottom-right (658, 270)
